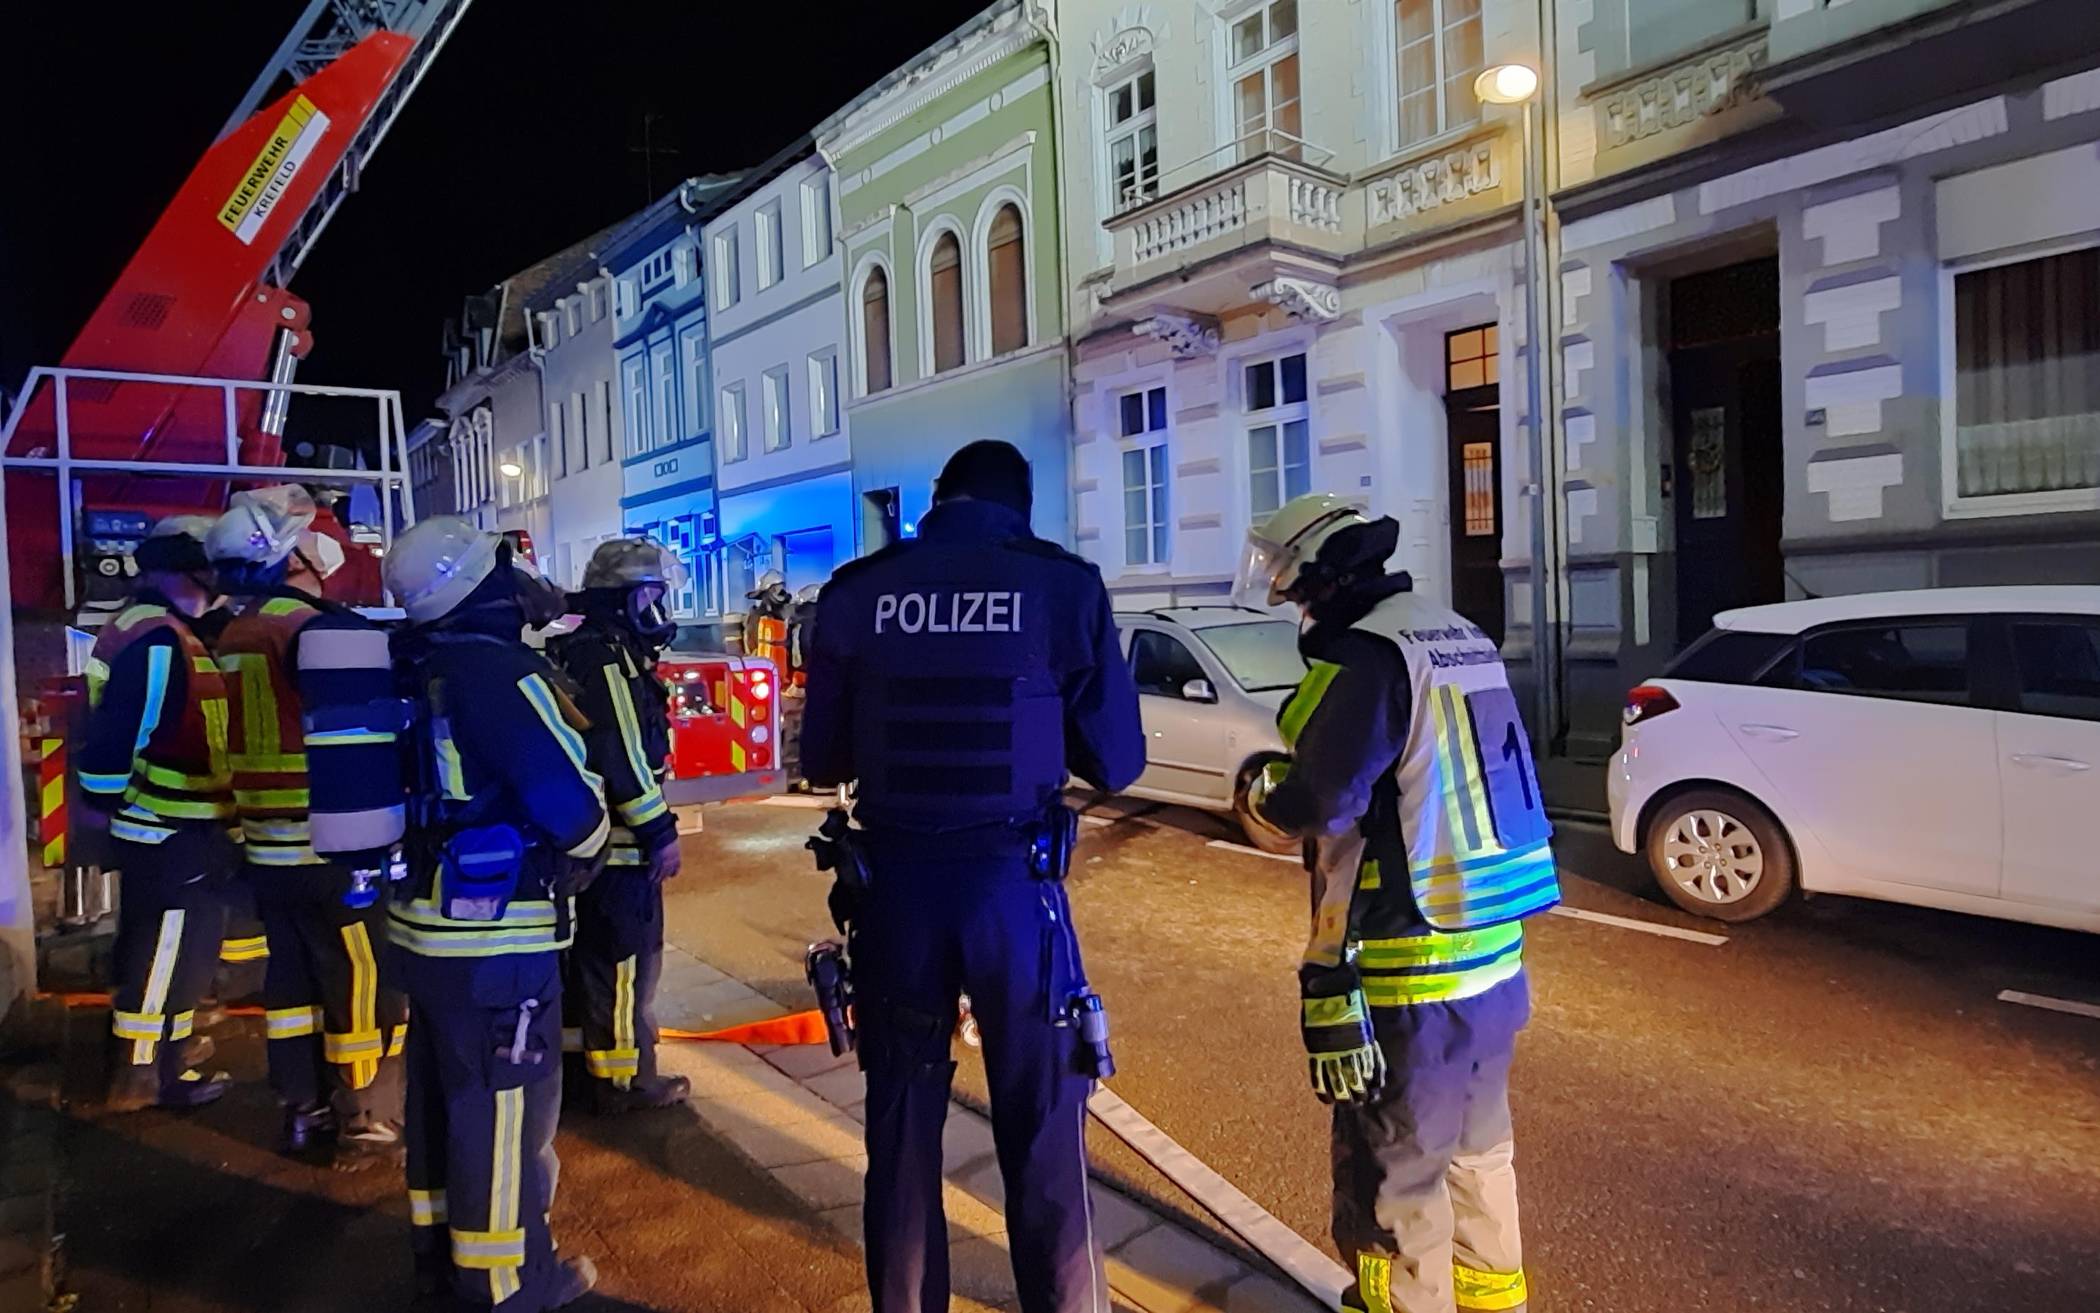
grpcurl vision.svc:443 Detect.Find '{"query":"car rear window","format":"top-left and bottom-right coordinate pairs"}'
top-left (1661, 629), bottom-right (1795, 685)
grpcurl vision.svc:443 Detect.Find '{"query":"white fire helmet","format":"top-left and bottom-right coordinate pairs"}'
top-left (1231, 493), bottom-right (1373, 608)
top-left (383, 516), bottom-right (504, 623)
top-left (582, 537), bottom-right (688, 592)
top-left (206, 485), bottom-right (316, 566)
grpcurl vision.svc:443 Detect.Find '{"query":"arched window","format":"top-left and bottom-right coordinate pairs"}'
top-left (929, 231), bottom-right (966, 374)
top-left (861, 266), bottom-right (892, 394)
top-left (987, 205), bottom-right (1028, 356)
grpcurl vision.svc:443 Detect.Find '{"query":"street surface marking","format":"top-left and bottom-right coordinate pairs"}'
top-left (1547, 905), bottom-right (1729, 946)
top-left (1998, 989), bottom-right (2100, 1021)
top-left (758, 794), bottom-right (836, 810)
top-left (1087, 1086), bottom-right (1348, 1309)
top-left (1205, 838), bottom-right (1302, 865)
top-left (1079, 814), bottom-right (1113, 828)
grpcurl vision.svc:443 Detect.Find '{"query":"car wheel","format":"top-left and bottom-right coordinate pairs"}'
top-left (1233, 757), bottom-right (1301, 857)
top-left (1643, 789), bottom-right (1795, 923)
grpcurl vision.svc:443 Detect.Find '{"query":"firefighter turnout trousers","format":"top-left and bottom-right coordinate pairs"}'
top-left (854, 843), bottom-right (1104, 1313)
top-left (568, 866), bottom-right (664, 1093)
top-left (217, 874), bottom-right (271, 1001)
top-left (1335, 970), bottom-right (1531, 1313)
top-left (109, 827), bottom-right (228, 1084)
top-left (398, 948), bottom-right (565, 1309)
top-left (258, 867), bottom-right (407, 1120)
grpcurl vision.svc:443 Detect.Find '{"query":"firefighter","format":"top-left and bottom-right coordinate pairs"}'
top-left (207, 486), bottom-right (407, 1166)
top-left (554, 538), bottom-right (690, 1113)
top-left (801, 440), bottom-right (1145, 1313)
top-left (385, 516), bottom-right (604, 1309)
top-left (77, 515), bottom-right (236, 1111)
top-left (745, 569), bottom-right (792, 676)
top-left (1239, 494), bottom-right (1559, 1313)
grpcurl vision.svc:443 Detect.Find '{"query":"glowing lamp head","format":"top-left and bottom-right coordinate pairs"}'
top-left (498, 460), bottom-right (524, 478)
top-left (1473, 63), bottom-right (1540, 105)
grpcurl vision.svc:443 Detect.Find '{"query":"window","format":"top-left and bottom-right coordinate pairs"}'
top-left (1119, 386), bottom-right (1169, 566)
top-left (538, 311), bottom-right (559, 348)
top-left (1662, 629), bottom-right (1795, 685)
top-left (720, 382), bottom-right (747, 462)
top-left (1245, 352), bottom-right (1311, 516)
top-left (1228, 0), bottom-right (1301, 160)
top-left (640, 247), bottom-right (675, 287)
top-left (588, 281), bottom-right (606, 322)
top-left (686, 336), bottom-right (711, 436)
top-left (595, 379), bottom-right (614, 465)
top-left (1104, 67), bottom-right (1159, 212)
top-left (1445, 323), bottom-right (1499, 391)
top-left (2013, 621), bottom-right (2100, 722)
top-left (713, 229), bottom-right (740, 310)
top-left (987, 205), bottom-right (1028, 357)
top-left (762, 366), bottom-right (791, 453)
top-left (571, 392), bottom-right (587, 471)
top-left (1794, 623), bottom-right (1971, 705)
top-left (617, 277), bottom-right (636, 318)
top-left (861, 266), bottom-right (893, 394)
top-left (565, 299), bottom-right (582, 337)
top-left (756, 201), bottom-right (785, 290)
top-left (809, 350), bottom-right (840, 437)
top-left (1396, 0), bottom-right (1483, 148)
top-left (624, 358), bottom-right (649, 455)
top-left (929, 232), bottom-right (966, 373)
top-left (1950, 245), bottom-right (2100, 506)
top-left (653, 343), bottom-right (677, 450)
top-left (1130, 630), bottom-right (1207, 699)
top-left (549, 402), bottom-right (567, 478)
top-left (801, 175), bottom-right (832, 267)
top-left (1194, 620), bottom-right (1305, 692)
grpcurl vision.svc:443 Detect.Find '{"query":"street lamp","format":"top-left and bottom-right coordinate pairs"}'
top-left (1475, 61), bottom-right (1563, 750)
top-left (498, 460), bottom-right (524, 478)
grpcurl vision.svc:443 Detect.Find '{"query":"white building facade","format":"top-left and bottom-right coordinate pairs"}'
top-left (526, 260), bottom-right (626, 589)
top-left (701, 144), bottom-right (857, 597)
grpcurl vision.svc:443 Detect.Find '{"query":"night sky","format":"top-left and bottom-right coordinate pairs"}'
top-left (3, 1), bottom-right (986, 424)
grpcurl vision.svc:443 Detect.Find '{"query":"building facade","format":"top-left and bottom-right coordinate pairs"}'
top-left (701, 141), bottom-right (857, 598)
top-left (605, 179), bottom-right (739, 618)
top-left (818, 0), bottom-right (1072, 551)
top-left (1055, 0), bottom-right (1540, 660)
top-left (1536, 0), bottom-right (2099, 757)
top-left (524, 250), bottom-right (625, 589)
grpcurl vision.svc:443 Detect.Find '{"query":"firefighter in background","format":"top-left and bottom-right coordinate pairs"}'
top-left (555, 538), bottom-right (690, 1113)
top-left (385, 517), bottom-right (604, 1310)
top-left (1240, 494), bottom-right (1559, 1313)
top-left (76, 516), bottom-right (236, 1111)
top-left (208, 486), bottom-right (407, 1166)
top-left (744, 569), bottom-right (792, 675)
top-left (801, 441), bottom-right (1145, 1313)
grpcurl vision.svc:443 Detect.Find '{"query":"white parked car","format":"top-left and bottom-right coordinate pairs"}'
top-left (1609, 587), bottom-right (2100, 931)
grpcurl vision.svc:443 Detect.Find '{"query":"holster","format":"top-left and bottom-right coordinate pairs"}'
top-left (1026, 802), bottom-right (1079, 882)
top-left (807, 808), bottom-right (873, 932)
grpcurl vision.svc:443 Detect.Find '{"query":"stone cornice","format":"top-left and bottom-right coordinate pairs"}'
top-left (817, 2), bottom-right (1039, 165)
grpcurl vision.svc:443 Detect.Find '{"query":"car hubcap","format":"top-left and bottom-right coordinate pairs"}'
top-left (1661, 809), bottom-right (1764, 904)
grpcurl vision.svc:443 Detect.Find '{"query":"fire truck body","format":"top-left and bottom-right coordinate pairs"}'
top-left (660, 653), bottom-right (787, 805)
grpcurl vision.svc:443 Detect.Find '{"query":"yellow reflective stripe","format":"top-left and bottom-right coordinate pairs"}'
top-left (584, 1048), bottom-right (641, 1078)
top-left (190, 655), bottom-right (218, 674)
top-left (117, 603), bottom-right (168, 628)
top-left (1357, 1252), bottom-right (1395, 1313)
top-left (436, 733), bottom-right (467, 800)
top-left (1433, 685), bottom-right (1497, 858)
top-left (219, 935), bottom-right (270, 963)
top-left (306, 729), bottom-right (394, 746)
top-left (451, 1228), bottom-right (526, 1270)
top-left (517, 673), bottom-right (601, 793)
top-left (169, 1010), bottom-right (196, 1040)
top-left (1361, 947), bottom-right (1524, 1008)
top-left (409, 1188), bottom-right (448, 1227)
top-left (111, 1010), bottom-right (166, 1040)
top-left (1278, 660), bottom-right (1342, 748)
top-left (245, 844), bottom-right (326, 866)
top-left (141, 761), bottom-right (231, 791)
top-left (124, 909), bottom-right (186, 1064)
top-left (266, 1005), bottom-right (323, 1038)
top-left (109, 815), bottom-right (177, 844)
top-left (1454, 1263), bottom-right (1528, 1310)
top-left (220, 651), bottom-right (280, 764)
top-left (618, 788), bottom-right (668, 828)
top-left (79, 769), bottom-right (130, 795)
top-left (385, 917), bottom-right (573, 958)
top-left (339, 922), bottom-right (380, 1090)
top-left (481, 1086), bottom-right (526, 1300)
top-left (234, 786), bottom-right (310, 809)
top-left (202, 691), bottom-right (231, 778)
top-left (568, 812), bottom-right (611, 861)
top-left (392, 898), bottom-right (558, 930)
top-left (1420, 838), bottom-right (1556, 886)
top-left (1357, 922), bottom-right (1524, 970)
top-left (242, 817), bottom-right (311, 841)
top-left (611, 955), bottom-right (638, 1090)
top-left (388, 1021), bottom-right (409, 1057)
top-left (1302, 992), bottom-right (1366, 1028)
top-left (605, 663), bottom-right (657, 792)
top-left (261, 597), bottom-right (308, 617)
top-left (126, 789), bottom-right (237, 820)
top-left (86, 656), bottom-right (113, 706)
top-left (228, 751), bottom-right (306, 773)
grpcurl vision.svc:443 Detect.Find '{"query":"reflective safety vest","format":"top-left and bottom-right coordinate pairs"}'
top-left (85, 602), bottom-right (234, 840)
top-left (216, 597), bottom-right (325, 867)
top-left (1279, 591), bottom-right (1558, 1008)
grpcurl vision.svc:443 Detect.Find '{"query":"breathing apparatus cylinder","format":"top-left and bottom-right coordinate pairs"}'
top-left (299, 619), bottom-right (410, 868)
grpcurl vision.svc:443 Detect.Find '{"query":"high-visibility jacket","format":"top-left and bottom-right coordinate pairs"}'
top-left (1272, 586), bottom-right (1558, 1010)
top-left (78, 595), bottom-right (234, 844)
top-left (216, 595), bottom-right (326, 867)
top-left (556, 619), bottom-right (673, 869)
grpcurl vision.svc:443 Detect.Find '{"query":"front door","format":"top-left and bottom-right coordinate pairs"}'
top-left (1126, 626), bottom-right (1234, 805)
top-left (1444, 324), bottom-right (1505, 644)
top-left (1667, 258), bottom-right (1784, 645)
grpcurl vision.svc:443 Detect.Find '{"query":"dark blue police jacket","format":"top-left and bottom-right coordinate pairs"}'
top-left (800, 499), bottom-right (1144, 836)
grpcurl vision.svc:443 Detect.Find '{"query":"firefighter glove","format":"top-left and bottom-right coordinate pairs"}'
top-left (1300, 961), bottom-right (1385, 1105)
top-left (647, 835), bottom-right (683, 884)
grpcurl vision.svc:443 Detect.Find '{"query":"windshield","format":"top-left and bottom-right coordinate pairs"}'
top-left (1192, 620), bottom-right (1305, 692)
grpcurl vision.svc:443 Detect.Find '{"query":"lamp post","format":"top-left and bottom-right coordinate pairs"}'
top-left (1475, 61), bottom-right (1562, 750)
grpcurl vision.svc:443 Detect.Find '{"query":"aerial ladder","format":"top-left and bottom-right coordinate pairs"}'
top-left (0, 0), bottom-right (475, 1020)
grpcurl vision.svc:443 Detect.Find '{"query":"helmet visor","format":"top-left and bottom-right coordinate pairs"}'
top-left (1231, 533), bottom-right (1291, 609)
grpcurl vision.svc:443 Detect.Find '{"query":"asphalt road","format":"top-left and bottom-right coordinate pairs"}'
top-left (665, 796), bottom-right (2100, 1313)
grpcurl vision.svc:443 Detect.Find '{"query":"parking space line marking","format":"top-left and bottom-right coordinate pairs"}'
top-left (1548, 905), bottom-right (1729, 946)
top-left (1087, 1085), bottom-right (1348, 1308)
top-left (1205, 838), bottom-right (1302, 865)
top-left (1998, 989), bottom-right (2100, 1021)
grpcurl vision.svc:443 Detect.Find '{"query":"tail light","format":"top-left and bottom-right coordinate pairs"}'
top-left (1623, 684), bottom-right (1680, 728)
top-left (749, 673), bottom-right (772, 701)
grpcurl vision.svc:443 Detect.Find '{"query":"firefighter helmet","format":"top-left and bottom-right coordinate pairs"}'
top-left (383, 516), bottom-right (503, 623)
top-left (1233, 493), bottom-right (1377, 607)
top-left (207, 485), bottom-right (317, 568)
top-left (133, 515), bottom-right (215, 575)
top-left (582, 537), bottom-right (688, 591)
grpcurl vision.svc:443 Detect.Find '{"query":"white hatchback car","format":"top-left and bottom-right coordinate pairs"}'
top-left (1609, 587), bottom-right (2100, 931)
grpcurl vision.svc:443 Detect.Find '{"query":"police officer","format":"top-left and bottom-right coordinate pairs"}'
top-left (1239, 494), bottom-right (1558, 1313)
top-left (208, 486), bottom-right (408, 1166)
top-left (801, 440), bottom-right (1144, 1313)
top-left (554, 538), bottom-right (690, 1113)
top-left (384, 517), bottom-right (604, 1309)
top-left (77, 515), bottom-right (236, 1111)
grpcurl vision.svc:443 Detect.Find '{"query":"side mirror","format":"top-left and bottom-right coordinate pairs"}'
top-left (1182, 678), bottom-right (1217, 704)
